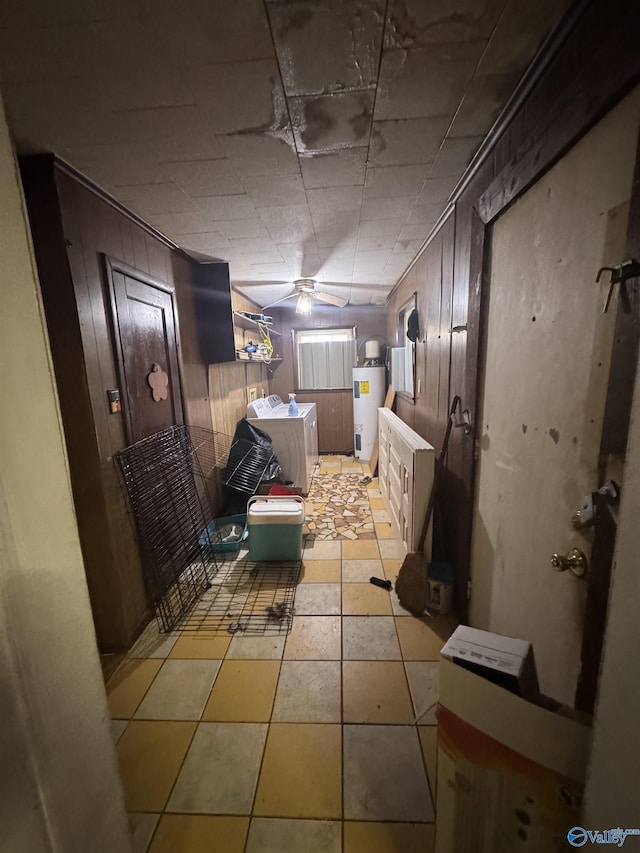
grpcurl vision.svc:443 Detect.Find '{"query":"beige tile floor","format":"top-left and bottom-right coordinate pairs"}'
top-left (107, 457), bottom-right (457, 853)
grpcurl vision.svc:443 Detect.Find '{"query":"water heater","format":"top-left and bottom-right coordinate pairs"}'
top-left (353, 366), bottom-right (386, 460)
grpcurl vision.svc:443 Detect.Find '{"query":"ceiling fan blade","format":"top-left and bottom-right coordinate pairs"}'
top-left (315, 291), bottom-right (348, 308)
top-left (261, 290), bottom-right (297, 310)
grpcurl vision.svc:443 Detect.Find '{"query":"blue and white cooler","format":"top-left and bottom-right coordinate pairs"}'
top-left (247, 495), bottom-right (305, 561)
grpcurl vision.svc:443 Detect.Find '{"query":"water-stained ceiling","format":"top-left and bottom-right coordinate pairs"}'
top-left (0, 0), bottom-right (570, 308)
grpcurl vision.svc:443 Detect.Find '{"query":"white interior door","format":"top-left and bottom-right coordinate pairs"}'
top-left (470, 87), bottom-right (640, 704)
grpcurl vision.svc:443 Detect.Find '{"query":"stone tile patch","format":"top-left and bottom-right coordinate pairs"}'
top-left (305, 472), bottom-right (374, 541)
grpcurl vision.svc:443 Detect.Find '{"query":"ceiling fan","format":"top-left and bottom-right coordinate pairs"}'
top-left (261, 279), bottom-right (348, 314)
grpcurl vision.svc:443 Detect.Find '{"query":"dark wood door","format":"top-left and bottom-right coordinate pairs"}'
top-left (106, 258), bottom-right (184, 444)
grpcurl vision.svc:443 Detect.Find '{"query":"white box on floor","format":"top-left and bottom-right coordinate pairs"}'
top-left (440, 626), bottom-right (539, 699)
top-left (435, 655), bottom-right (591, 853)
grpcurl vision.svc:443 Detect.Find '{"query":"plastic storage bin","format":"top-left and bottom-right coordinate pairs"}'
top-left (199, 514), bottom-right (248, 554)
top-left (247, 495), bottom-right (304, 561)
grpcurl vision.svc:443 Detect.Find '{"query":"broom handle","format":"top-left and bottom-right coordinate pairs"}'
top-left (417, 395), bottom-right (460, 553)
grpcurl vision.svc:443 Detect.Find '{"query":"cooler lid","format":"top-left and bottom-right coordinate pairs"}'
top-left (249, 500), bottom-right (302, 515)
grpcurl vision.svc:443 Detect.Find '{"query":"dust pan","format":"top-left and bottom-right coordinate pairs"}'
top-left (395, 395), bottom-right (459, 616)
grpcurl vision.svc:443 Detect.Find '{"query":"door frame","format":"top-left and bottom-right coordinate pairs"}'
top-left (103, 254), bottom-right (185, 446)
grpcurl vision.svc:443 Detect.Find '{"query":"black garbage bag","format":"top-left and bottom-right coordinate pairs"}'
top-left (225, 417), bottom-right (283, 486)
top-left (220, 418), bottom-right (284, 515)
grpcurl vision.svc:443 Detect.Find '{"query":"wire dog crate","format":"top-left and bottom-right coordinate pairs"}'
top-left (116, 423), bottom-right (277, 631)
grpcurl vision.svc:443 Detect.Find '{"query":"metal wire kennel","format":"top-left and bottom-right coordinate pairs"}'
top-left (115, 423), bottom-right (279, 632)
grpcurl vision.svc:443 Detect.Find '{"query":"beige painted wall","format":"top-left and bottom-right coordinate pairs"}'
top-left (0, 99), bottom-right (131, 849)
top-left (470, 87), bottom-right (640, 704)
top-left (584, 344), bottom-right (640, 826)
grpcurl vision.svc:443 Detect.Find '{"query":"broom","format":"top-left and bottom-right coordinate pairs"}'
top-left (395, 395), bottom-right (460, 616)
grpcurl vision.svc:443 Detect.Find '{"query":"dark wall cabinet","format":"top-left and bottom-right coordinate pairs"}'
top-left (193, 262), bottom-right (236, 364)
top-left (20, 154), bottom-right (231, 651)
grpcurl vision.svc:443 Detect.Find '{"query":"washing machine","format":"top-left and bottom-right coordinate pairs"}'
top-left (246, 394), bottom-right (318, 494)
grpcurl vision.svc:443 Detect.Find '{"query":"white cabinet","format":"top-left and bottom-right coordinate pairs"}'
top-left (378, 408), bottom-right (434, 554)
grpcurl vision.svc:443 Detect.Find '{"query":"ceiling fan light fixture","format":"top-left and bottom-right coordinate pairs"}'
top-left (296, 292), bottom-right (313, 315)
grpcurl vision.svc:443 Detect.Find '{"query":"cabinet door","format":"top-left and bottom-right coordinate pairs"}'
top-left (192, 262), bottom-right (236, 364)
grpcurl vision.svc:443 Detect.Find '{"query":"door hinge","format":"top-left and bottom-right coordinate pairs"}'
top-left (474, 438), bottom-right (480, 462)
top-left (466, 579), bottom-right (472, 600)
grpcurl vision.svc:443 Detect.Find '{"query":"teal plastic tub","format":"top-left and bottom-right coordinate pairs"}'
top-left (199, 514), bottom-right (248, 554)
top-left (247, 496), bottom-right (304, 562)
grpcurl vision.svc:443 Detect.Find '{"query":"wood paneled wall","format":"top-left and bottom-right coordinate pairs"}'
top-left (270, 303), bottom-right (387, 453)
top-left (21, 157), bottom-right (217, 651)
top-left (385, 0), bottom-right (640, 620)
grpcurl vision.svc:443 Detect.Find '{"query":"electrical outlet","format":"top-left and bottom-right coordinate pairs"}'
top-left (248, 386), bottom-right (257, 402)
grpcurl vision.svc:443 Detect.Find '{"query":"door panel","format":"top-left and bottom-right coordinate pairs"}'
top-left (109, 264), bottom-right (184, 444)
top-left (470, 88), bottom-right (640, 704)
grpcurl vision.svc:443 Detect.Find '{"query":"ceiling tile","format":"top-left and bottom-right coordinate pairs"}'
top-left (146, 211), bottom-right (221, 235)
top-left (277, 242), bottom-right (313, 260)
top-left (360, 196), bottom-right (416, 221)
top-left (195, 194), bottom-right (259, 220)
top-left (267, 0), bottom-right (384, 96)
top-left (429, 135), bottom-right (482, 178)
top-left (97, 67), bottom-right (196, 113)
top-left (393, 237), bottom-right (424, 255)
top-left (307, 186), bottom-right (363, 214)
top-left (289, 91), bottom-right (374, 152)
top-left (406, 201), bottom-right (444, 226)
top-left (184, 60), bottom-right (287, 135)
top-left (229, 237), bottom-right (283, 256)
top-left (314, 228), bottom-right (359, 249)
top-left (218, 131), bottom-right (299, 177)
top-left (244, 174), bottom-right (307, 207)
top-left (448, 72), bottom-right (521, 138)
top-left (257, 203), bottom-right (313, 228)
top-left (217, 219), bottom-right (271, 240)
top-left (141, 0), bottom-right (274, 66)
top-left (369, 116), bottom-right (451, 166)
top-left (300, 255), bottom-right (324, 277)
top-left (249, 260), bottom-right (292, 274)
top-left (180, 231), bottom-right (232, 252)
top-left (398, 223), bottom-right (431, 241)
top-left (385, 0), bottom-right (504, 49)
top-left (353, 249), bottom-right (391, 271)
top-left (65, 142), bottom-right (165, 187)
top-left (319, 245), bottom-right (356, 263)
top-left (115, 182), bottom-right (196, 214)
top-left (2, 79), bottom-right (127, 150)
top-left (267, 224), bottom-right (316, 244)
top-left (300, 149), bottom-right (367, 189)
top-left (357, 235), bottom-right (399, 251)
top-left (165, 158), bottom-right (245, 196)
top-left (114, 106), bottom-right (226, 163)
top-left (384, 252), bottom-right (415, 272)
top-left (416, 176), bottom-right (458, 205)
top-left (363, 164), bottom-right (429, 199)
top-left (375, 43), bottom-right (484, 121)
top-left (311, 209), bottom-right (361, 233)
top-left (358, 218), bottom-right (406, 240)
top-left (477, 0), bottom-right (572, 76)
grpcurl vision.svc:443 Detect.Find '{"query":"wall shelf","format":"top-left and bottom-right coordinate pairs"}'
top-left (235, 351), bottom-right (283, 364)
top-left (233, 310), bottom-right (282, 336)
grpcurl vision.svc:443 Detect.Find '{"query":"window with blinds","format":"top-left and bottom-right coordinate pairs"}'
top-left (293, 327), bottom-right (357, 390)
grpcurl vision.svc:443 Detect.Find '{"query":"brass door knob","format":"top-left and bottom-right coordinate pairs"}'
top-left (551, 548), bottom-right (587, 577)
